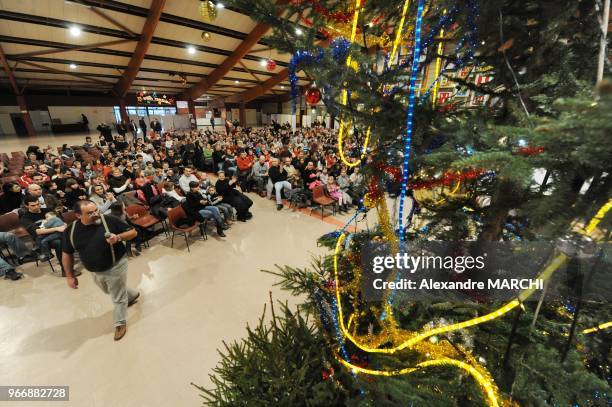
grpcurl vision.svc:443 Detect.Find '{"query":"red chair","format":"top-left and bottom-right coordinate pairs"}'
top-left (166, 206), bottom-right (202, 252)
top-left (62, 211), bottom-right (78, 225)
top-left (125, 204), bottom-right (167, 246)
top-left (0, 212), bottom-right (31, 240)
top-left (311, 185), bottom-right (337, 218)
top-left (0, 212), bottom-right (57, 273)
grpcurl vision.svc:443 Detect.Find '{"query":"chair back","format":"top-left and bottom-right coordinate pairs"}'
top-left (125, 204), bottom-right (148, 218)
top-left (167, 206), bottom-right (187, 229)
top-left (0, 212), bottom-right (21, 232)
top-left (62, 211), bottom-right (78, 224)
top-left (312, 185), bottom-right (325, 199)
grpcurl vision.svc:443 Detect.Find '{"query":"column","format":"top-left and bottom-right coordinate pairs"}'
top-left (118, 98), bottom-right (129, 123)
top-left (188, 99), bottom-right (197, 129)
top-left (239, 101), bottom-right (246, 127)
top-left (16, 95), bottom-right (36, 137)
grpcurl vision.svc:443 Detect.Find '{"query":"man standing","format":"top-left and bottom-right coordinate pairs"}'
top-left (62, 200), bottom-right (140, 341)
top-left (129, 119), bottom-right (138, 142)
top-left (138, 117), bottom-right (147, 139)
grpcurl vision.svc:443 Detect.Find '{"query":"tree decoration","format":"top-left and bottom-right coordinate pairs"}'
top-left (305, 86), bottom-right (322, 105)
top-left (199, 0), bottom-right (217, 22)
top-left (266, 58), bottom-right (277, 71)
top-left (201, 31), bottom-right (212, 42)
top-left (198, 0), bottom-right (612, 405)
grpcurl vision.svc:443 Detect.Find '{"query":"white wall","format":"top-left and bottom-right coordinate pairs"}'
top-left (0, 106), bottom-right (20, 136)
top-left (48, 106), bottom-right (115, 126)
top-left (30, 110), bottom-right (52, 134)
top-left (245, 109), bottom-right (257, 126)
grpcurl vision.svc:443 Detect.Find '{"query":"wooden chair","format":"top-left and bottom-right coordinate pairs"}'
top-left (0, 212), bottom-right (57, 273)
top-left (125, 204), bottom-right (167, 246)
top-left (62, 211), bottom-right (78, 225)
top-left (311, 185), bottom-right (337, 218)
top-left (166, 206), bottom-right (202, 252)
top-left (0, 212), bottom-right (31, 240)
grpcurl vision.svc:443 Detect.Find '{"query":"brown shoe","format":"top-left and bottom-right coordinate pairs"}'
top-left (128, 292), bottom-right (140, 307)
top-left (114, 325), bottom-right (127, 341)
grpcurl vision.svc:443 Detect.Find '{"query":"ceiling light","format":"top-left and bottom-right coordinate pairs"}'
top-left (216, 2), bottom-right (224, 8)
top-left (295, 27), bottom-right (303, 36)
top-left (260, 59), bottom-right (267, 67)
top-left (235, 80), bottom-right (240, 84)
top-left (280, 85), bottom-right (285, 89)
top-left (69, 25), bottom-right (81, 36)
top-left (69, 63), bottom-right (77, 70)
top-left (187, 45), bottom-right (196, 54)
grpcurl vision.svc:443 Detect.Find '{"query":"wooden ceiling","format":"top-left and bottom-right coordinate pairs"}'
top-left (0, 0), bottom-right (306, 102)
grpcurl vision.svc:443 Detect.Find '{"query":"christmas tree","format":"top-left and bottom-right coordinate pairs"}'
top-left (196, 1), bottom-right (611, 405)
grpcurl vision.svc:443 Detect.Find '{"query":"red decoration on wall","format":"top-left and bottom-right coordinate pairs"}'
top-left (266, 59), bottom-right (277, 72)
top-left (305, 87), bottom-right (322, 105)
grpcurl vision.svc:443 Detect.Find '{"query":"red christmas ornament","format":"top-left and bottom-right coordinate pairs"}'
top-left (305, 87), bottom-right (322, 105)
top-left (266, 59), bottom-right (277, 72)
top-left (517, 146), bottom-right (545, 156)
top-left (322, 367), bottom-right (334, 380)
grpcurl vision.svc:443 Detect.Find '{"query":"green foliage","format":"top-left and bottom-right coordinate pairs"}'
top-left (201, 1), bottom-right (611, 405)
top-left (192, 303), bottom-right (359, 406)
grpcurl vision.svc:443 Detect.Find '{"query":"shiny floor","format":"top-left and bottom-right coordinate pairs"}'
top-left (0, 133), bottom-right (375, 407)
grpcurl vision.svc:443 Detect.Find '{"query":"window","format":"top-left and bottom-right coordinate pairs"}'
top-left (113, 106), bottom-right (177, 122)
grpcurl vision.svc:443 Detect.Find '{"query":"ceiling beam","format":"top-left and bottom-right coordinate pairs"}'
top-left (0, 44), bottom-right (21, 94)
top-left (239, 61), bottom-right (279, 95)
top-left (87, 6), bottom-right (137, 37)
top-left (11, 39), bottom-right (136, 59)
top-left (240, 68), bottom-right (289, 102)
top-left (240, 37), bottom-right (330, 102)
top-left (113, 0), bottom-right (166, 98)
top-left (179, 0), bottom-right (289, 101)
top-left (15, 59), bottom-right (113, 85)
top-left (179, 23), bottom-right (270, 101)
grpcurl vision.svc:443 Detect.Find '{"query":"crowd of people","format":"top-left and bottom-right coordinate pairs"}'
top-left (0, 120), bottom-right (367, 282)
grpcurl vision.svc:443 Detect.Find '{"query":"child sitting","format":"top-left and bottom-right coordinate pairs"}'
top-left (326, 176), bottom-right (350, 213)
top-left (37, 212), bottom-right (65, 261)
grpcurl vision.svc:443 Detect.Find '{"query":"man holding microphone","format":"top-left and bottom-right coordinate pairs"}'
top-left (62, 200), bottom-right (140, 341)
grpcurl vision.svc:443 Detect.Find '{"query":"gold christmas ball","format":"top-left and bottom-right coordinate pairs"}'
top-left (201, 31), bottom-right (212, 42)
top-left (199, 0), bottom-right (217, 22)
top-left (379, 33), bottom-right (392, 49)
top-left (413, 180), bottom-right (471, 210)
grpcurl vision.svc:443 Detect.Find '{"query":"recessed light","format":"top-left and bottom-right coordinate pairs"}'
top-left (69, 25), bottom-right (81, 36)
top-left (295, 28), bottom-right (303, 36)
top-left (235, 80), bottom-right (240, 84)
top-left (216, 2), bottom-right (224, 8)
top-left (69, 63), bottom-right (77, 70)
top-left (187, 46), bottom-right (196, 54)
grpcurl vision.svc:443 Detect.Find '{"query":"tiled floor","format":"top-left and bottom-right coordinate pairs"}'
top-left (0, 133), bottom-right (382, 406)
